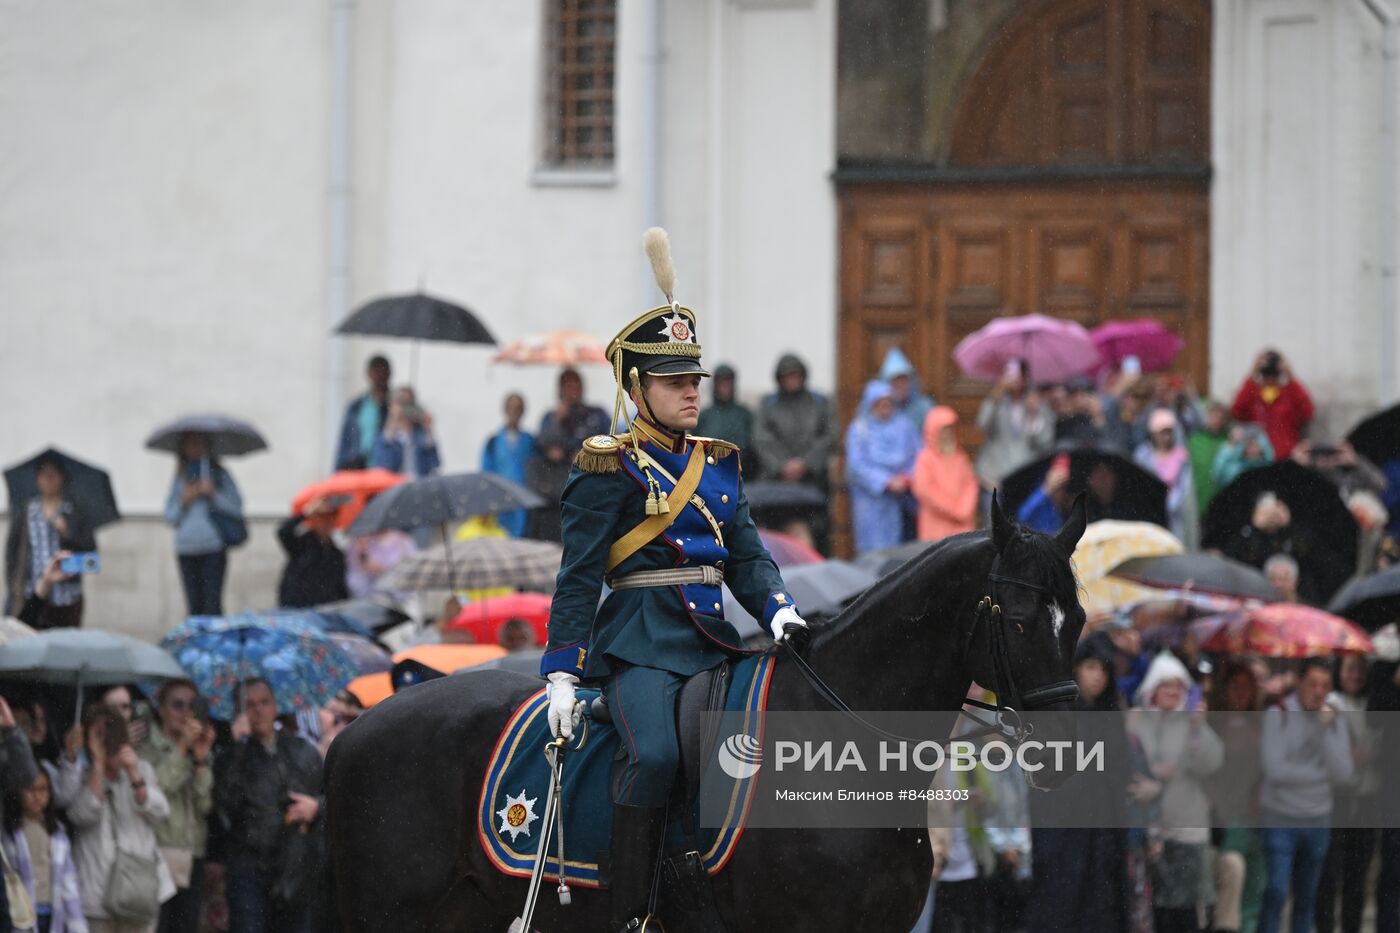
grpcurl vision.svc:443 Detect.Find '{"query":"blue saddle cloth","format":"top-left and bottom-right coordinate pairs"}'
top-left (477, 655), bottom-right (775, 887)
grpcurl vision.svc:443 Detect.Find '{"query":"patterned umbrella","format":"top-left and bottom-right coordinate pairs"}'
top-left (954, 314), bottom-right (1101, 383)
top-left (159, 613), bottom-right (358, 719)
top-left (378, 537), bottom-right (562, 593)
top-left (1071, 520), bottom-right (1184, 618)
top-left (292, 469), bottom-right (407, 531)
top-left (758, 529), bottom-right (825, 568)
top-left (1192, 604), bottom-right (1373, 658)
top-left (1090, 319), bottom-right (1185, 373)
top-left (493, 328), bottom-right (609, 366)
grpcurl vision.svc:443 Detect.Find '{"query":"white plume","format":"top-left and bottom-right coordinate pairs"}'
top-left (643, 227), bottom-right (677, 304)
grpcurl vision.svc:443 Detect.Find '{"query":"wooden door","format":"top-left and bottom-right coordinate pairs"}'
top-left (832, 0), bottom-right (1210, 556)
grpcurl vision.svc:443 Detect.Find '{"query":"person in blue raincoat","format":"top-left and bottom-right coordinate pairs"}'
top-left (879, 346), bottom-right (934, 433)
top-left (844, 379), bottom-right (922, 555)
top-left (540, 228), bottom-right (808, 933)
top-left (480, 392), bottom-right (536, 537)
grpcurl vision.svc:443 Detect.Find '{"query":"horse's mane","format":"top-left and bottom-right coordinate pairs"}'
top-left (775, 520), bottom-right (1080, 656)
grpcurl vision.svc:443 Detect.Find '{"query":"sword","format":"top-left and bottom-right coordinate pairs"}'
top-left (508, 703), bottom-right (588, 933)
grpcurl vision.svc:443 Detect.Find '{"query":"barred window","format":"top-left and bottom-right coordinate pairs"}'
top-left (542, 0), bottom-right (616, 168)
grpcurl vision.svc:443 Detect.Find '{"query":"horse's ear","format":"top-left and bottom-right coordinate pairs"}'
top-left (1055, 494), bottom-right (1088, 555)
top-left (990, 490), bottom-right (1013, 552)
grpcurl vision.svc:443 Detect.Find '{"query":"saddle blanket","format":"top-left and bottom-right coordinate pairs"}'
top-left (477, 655), bottom-right (776, 887)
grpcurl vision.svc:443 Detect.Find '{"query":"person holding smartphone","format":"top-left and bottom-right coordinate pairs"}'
top-left (368, 386), bottom-right (441, 479)
top-left (975, 359), bottom-right (1055, 513)
top-left (5, 455), bottom-right (94, 630)
top-left (164, 432), bottom-right (245, 617)
top-left (138, 680), bottom-right (214, 933)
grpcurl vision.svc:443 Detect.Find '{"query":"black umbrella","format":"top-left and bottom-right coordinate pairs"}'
top-left (1109, 553), bottom-right (1281, 602)
top-left (744, 481), bottom-right (826, 514)
top-left (1346, 403), bottom-right (1400, 465)
top-left (1000, 446), bottom-right (1169, 529)
top-left (722, 560), bottom-right (876, 636)
top-left (336, 292), bottom-right (496, 383)
top-left (346, 473), bottom-right (544, 537)
top-left (855, 539), bottom-right (935, 578)
top-left (4, 448), bottom-right (121, 530)
top-left (1201, 460), bottom-right (1358, 566)
top-left (1327, 566), bottom-right (1400, 630)
top-left (145, 414), bottom-right (268, 458)
top-left (337, 293), bottom-right (496, 346)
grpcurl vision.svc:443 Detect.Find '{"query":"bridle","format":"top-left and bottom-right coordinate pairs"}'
top-left (782, 552), bottom-right (1079, 749)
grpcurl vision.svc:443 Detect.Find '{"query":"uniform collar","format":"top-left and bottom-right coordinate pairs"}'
top-left (632, 416), bottom-right (687, 454)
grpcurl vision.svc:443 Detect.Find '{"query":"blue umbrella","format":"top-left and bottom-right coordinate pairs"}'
top-left (159, 614), bottom-right (357, 720)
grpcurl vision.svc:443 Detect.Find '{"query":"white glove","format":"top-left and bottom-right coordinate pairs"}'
top-left (769, 606), bottom-right (808, 643)
top-left (546, 672), bottom-right (581, 740)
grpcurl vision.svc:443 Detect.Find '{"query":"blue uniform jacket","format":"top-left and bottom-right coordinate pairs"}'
top-left (540, 422), bottom-right (793, 681)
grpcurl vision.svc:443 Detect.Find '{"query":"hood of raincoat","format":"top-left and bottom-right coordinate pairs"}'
top-left (859, 379), bottom-right (894, 416)
top-left (922, 405), bottom-right (960, 446)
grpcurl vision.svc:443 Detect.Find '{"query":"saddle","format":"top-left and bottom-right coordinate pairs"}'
top-left (477, 655), bottom-right (775, 897)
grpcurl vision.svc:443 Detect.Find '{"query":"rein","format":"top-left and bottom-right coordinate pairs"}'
top-left (780, 555), bottom-right (1079, 748)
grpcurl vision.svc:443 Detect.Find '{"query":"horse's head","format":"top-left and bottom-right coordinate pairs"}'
top-left (973, 492), bottom-right (1088, 789)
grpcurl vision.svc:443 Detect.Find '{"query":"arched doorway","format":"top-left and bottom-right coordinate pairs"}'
top-left (834, 0), bottom-right (1210, 554)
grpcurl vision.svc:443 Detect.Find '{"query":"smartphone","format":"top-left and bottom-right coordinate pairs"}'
top-left (1122, 355), bottom-right (1142, 376)
top-left (59, 552), bottom-right (101, 575)
top-left (1052, 454), bottom-right (1072, 475)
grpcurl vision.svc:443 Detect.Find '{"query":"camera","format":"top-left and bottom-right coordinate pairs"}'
top-left (1259, 351), bottom-right (1282, 379)
top-left (59, 552), bottom-right (101, 575)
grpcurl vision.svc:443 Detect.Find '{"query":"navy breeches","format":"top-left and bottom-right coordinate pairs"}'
top-left (603, 663), bottom-right (685, 807)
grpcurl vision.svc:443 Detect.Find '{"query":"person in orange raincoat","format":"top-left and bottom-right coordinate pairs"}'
top-left (911, 406), bottom-right (980, 542)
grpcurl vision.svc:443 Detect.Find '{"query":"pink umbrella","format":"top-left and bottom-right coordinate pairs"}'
top-left (1191, 604), bottom-right (1374, 659)
top-left (953, 314), bottom-right (1100, 384)
top-left (1091, 319), bottom-right (1184, 373)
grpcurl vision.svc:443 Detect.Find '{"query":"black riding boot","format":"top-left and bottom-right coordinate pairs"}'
top-left (610, 804), bottom-right (666, 931)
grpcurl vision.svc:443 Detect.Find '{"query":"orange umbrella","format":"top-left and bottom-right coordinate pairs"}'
top-left (394, 642), bottom-right (507, 672)
top-left (292, 469), bottom-right (407, 530)
top-left (445, 593), bottom-right (552, 646)
top-left (346, 671), bottom-right (394, 707)
top-left (493, 329), bottom-right (609, 366)
top-left (1192, 604), bottom-right (1374, 659)
top-left (345, 642), bottom-right (508, 707)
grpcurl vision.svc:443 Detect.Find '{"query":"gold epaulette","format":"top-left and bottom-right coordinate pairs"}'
top-left (574, 434), bottom-right (632, 473)
top-left (690, 435), bottom-right (739, 459)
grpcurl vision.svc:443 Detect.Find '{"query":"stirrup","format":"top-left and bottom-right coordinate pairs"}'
top-left (618, 916), bottom-right (665, 932)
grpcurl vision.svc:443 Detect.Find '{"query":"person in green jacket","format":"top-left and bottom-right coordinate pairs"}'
top-left (695, 363), bottom-right (755, 457)
top-left (1187, 401), bottom-right (1231, 515)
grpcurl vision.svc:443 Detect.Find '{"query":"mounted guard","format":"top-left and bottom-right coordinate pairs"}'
top-left (540, 228), bottom-right (809, 931)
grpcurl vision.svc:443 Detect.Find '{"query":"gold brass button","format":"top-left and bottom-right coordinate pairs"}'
top-left (688, 602), bottom-right (696, 610)
top-left (721, 494), bottom-right (729, 504)
top-left (707, 456), bottom-right (716, 465)
top-left (713, 602), bottom-right (721, 611)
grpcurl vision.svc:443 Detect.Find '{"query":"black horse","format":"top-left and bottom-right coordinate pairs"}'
top-left (325, 497), bottom-right (1088, 932)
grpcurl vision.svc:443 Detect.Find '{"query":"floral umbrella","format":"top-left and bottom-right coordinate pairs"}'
top-left (1192, 604), bottom-right (1374, 659)
top-left (159, 613), bottom-right (358, 719)
top-left (1071, 520), bottom-right (1184, 619)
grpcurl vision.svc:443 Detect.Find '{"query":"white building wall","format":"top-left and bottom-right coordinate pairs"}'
top-left (0, 0), bottom-right (838, 640)
top-left (1212, 0), bottom-right (1398, 437)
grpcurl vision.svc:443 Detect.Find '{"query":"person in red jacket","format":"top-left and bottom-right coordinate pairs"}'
top-left (1231, 349), bottom-right (1314, 459)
